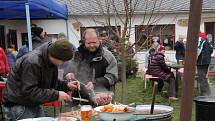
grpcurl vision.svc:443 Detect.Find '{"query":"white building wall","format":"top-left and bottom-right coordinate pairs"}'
top-left (32, 20), bottom-right (80, 46)
top-left (70, 13), bottom-right (180, 44)
top-left (0, 12), bottom-right (215, 69)
top-left (32, 20), bottom-right (67, 34)
top-left (0, 12), bottom-right (213, 49)
top-left (0, 20), bottom-right (26, 48)
top-left (0, 19), bottom-right (80, 48)
top-left (0, 12), bottom-right (214, 48)
top-left (69, 13), bottom-right (207, 45)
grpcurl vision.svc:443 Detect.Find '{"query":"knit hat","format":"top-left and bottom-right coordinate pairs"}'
top-left (58, 32), bottom-right (66, 40)
top-left (158, 45), bottom-right (165, 51)
top-left (32, 27), bottom-right (43, 36)
top-left (199, 32), bottom-right (208, 39)
top-left (48, 40), bottom-right (73, 61)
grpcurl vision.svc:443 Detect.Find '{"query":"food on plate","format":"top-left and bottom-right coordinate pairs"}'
top-left (60, 111), bottom-right (81, 119)
top-left (59, 110), bottom-right (98, 120)
top-left (94, 104), bottom-right (135, 121)
top-left (93, 92), bottom-right (113, 105)
top-left (100, 103), bottom-right (129, 112)
top-left (57, 117), bottom-right (77, 121)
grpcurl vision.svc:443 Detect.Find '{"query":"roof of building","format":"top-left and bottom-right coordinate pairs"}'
top-left (59, 0), bottom-right (215, 15)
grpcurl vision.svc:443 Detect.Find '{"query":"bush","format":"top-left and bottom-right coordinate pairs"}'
top-left (126, 58), bottom-right (138, 77)
top-left (117, 58), bottom-right (138, 82)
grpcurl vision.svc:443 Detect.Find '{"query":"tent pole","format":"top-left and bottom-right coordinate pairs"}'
top-left (66, 20), bottom-right (70, 40)
top-left (25, 2), bottom-right (32, 51)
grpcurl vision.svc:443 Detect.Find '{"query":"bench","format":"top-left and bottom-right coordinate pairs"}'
top-left (137, 68), bottom-right (160, 89)
top-left (208, 72), bottom-right (215, 76)
top-left (144, 74), bottom-right (159, 89)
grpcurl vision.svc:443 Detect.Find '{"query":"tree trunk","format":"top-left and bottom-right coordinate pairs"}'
top-left (179, 0), bottom-right (203, 120)
top-left (121, 39), bottom-right (127, 104)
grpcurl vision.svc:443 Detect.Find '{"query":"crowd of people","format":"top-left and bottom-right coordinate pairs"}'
top-left (0, 27), bottom-right (118, 120)
top-left (0, 24), bottom-right (214, 120)
top-left (145, 32), bottom-right (213, 101)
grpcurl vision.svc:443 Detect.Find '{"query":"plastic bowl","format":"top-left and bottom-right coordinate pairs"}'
top-left (94, 105), bottom-right (135, 121)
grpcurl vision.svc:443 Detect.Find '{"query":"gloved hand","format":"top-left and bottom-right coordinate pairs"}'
top-left (67, 81), bottom-right (80, 90)
top-left (65, 73), bottom-right (76, 81)
top-left (85, 81), bottom-right (94, 92)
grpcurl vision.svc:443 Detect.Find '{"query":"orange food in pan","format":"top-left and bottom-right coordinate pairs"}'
top-left (100, 103), bottom-right (128, 112)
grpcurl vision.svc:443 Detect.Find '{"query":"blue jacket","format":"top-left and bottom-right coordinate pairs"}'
top-left (16, 36), bottom-right (46, 60)
top-left (16, 45), bottom-right (29, 60)
top-left (5, 49), bottom-right (16, 68)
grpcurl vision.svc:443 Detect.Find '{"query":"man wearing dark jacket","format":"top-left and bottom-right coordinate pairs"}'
top-left (31, 26), bottom-right (46, 49)
top-left (197, 32), bottom-right (213, 96)
top-left (16, 27), bottom-right (46, 60)
top-left (174, 36), bottom-right (185, 63)
top-left (3, 40), bottom-right (80, 120)
top-left (64, 28), bottom-right (118, 105)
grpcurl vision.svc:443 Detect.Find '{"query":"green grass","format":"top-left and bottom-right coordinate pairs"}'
top-left (42, 77), bottom-right (185, 120)
top-left (114, 76), bottom-right (195, 121)
top-left (32, 76), bottom-right (215, 121)
top-left (41, 76), bottom-right (215, 121)
top-left (209, 76), bottom-right (215, 86)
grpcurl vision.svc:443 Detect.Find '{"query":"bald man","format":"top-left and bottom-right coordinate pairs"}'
top-left (64, 28), bottom-right (118, 105)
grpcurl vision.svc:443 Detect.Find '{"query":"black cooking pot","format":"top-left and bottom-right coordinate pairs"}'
top-left (194, 96), bottom-right (215, 121)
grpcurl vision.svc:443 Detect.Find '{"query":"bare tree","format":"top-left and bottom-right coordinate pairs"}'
top-left (65, 0), bottom-right (177, 103)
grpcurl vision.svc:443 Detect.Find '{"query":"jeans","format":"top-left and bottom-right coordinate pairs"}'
top-left (2, 105), bottom-right (45, 121)
top-left (167, 77), bottom-right (176, 97)
top-left (157, 79), bottom-right (164, 92)
top-left (197, 65), bottom-right (211, 96)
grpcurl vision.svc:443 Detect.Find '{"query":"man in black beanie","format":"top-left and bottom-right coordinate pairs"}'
top-left (16, 26), bottom-right (46, 60)
top-left (3, 40), bottom-right (80, 120)
top-left (31, 26), bottom-right (46, 49)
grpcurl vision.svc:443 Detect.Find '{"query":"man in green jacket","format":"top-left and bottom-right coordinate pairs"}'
top-left (3, 40), bottom-right (80, 120)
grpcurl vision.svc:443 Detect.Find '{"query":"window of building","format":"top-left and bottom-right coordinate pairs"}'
top-left (205, 22), bottom-right (215, 48)
top-left (0, 25), bottom-right (5, 49)
top-left (135, 24), bottom-right (175, 51)
top-left (80, 26), bottom-right (121, 42)
top-left (45, 34), bottom-right (58, 42)
top-left (7, 29), bottom-right (18, 50)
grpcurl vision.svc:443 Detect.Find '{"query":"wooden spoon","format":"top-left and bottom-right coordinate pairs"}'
top-left (150, 81), bottom-right (158, 114)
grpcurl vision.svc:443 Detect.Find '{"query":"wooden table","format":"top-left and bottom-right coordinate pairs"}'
top-left (166, 62), bottom-right (183, 96)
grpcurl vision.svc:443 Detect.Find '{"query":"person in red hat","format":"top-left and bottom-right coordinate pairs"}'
top-left (148, 45), bottom-right (178, 100)
top-left (199, 32), bottom-right (208, 40)
top-left (197, 32), bottom-right (213, 96)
